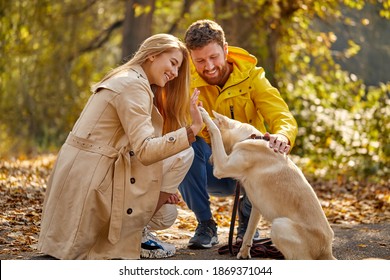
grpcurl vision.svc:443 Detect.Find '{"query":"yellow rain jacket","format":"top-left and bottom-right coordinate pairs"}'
top-left (191, 46), bottom-right (298, 147)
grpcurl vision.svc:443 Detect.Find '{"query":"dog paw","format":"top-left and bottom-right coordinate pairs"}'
top-left (199, 107), bottom-right (210, 118)
top-left (237, 250), bottom-right (251, 259)
top-left (237, 252), bottom-right (251, 260)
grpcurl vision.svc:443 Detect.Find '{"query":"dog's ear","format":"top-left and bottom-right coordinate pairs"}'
top-left (212, 110), bottom-right (229, 128)
top-left (212, 110), bottom-right (222, 118)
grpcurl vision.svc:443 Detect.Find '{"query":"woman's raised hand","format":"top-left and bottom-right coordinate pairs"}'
top-left (190, 88), bottom-right (203, 135)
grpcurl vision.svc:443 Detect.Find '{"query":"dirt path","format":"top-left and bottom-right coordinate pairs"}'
top-left (169, 222), bottom-right (390, 260)
top-left (4, 222), bottom-right (388, 260)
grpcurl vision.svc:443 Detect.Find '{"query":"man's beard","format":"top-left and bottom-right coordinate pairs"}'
top-left (199, 63), bottom-right (229, 86)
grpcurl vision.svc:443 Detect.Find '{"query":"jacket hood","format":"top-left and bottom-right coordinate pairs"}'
top-left (227, 46), bottom-right (258, 71)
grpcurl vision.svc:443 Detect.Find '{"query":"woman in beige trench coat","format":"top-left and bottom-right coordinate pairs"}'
top-left (37, 34), bottom-right (203, 260)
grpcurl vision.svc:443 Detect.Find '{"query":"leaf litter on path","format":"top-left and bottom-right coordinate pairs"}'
top-left (0, 154), bottom-right (388, 257)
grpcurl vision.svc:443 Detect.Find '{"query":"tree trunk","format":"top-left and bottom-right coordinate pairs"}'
top-left (265, 23), bottom-right (280, 87)
top-left (121, 0), bottom-right (155, 61)
top-left (214, 0), bottom-right (262, 58)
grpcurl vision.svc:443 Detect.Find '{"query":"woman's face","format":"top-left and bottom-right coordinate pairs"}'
top-left (148, 49), bottom-right (183, 87)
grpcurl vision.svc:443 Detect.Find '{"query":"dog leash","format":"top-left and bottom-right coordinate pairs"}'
top-left (228, 181), bottom-right (241, 255)
top-left (228, 134), bottom-right (270, 255)
top-left (228, 184), bottom-right (279, 258)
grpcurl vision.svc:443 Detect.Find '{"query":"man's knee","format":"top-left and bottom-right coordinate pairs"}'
top-left (207, 178), bottom-right (236, 197)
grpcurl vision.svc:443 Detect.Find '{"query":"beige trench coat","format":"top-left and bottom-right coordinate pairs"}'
top-left (38, 65), bottom-right (190, 259)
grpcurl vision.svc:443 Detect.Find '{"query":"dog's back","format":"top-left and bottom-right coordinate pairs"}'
top-left (217, 119), bottom-right (335, 259)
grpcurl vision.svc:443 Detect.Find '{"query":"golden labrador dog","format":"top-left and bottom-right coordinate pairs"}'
top-left (200, 108), bottom-right (336, 260)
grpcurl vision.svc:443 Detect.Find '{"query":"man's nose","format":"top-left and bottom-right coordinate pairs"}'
top-left (205, 59), bottom-right (213, 70)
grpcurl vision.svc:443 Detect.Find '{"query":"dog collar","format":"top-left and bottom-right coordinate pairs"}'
top-left (249, 134), bottom-right (270, 141)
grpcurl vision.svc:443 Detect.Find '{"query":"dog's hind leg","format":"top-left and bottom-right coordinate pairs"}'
top-left (237, 208), bottom-right (261, 259)
top-left (271, 217), bottom-right (313, 260)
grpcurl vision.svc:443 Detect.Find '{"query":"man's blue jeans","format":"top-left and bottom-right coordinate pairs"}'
top-left (179, 136), bottom-right (252, 222)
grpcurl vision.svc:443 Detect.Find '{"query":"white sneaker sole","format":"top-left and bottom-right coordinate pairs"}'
top-left (188, 236), bottom-right (219, 249)
top-left (140, 248), bottom-right (176, 259)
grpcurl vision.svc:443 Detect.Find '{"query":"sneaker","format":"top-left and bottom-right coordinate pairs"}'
top-left (188, 219), bottom-right (218, 249)
top-left (140, 227), bottom-right (176, 258)
top-left (236, 195), bottom-right (261, 243)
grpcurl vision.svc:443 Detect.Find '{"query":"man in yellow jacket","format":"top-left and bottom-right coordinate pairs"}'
top-left (178, 19), bottom-right (298, 249)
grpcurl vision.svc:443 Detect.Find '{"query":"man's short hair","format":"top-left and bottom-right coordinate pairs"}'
top-left (184, 19), bottom-right (226, 50)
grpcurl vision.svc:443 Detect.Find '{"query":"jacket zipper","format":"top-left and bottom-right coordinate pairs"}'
top-left (216, 76), bottom-right (250, 121)
top-left (230, 105), bottom-right (235, 119)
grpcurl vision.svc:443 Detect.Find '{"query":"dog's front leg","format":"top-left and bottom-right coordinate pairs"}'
top-left (237, 208), bottom-right (261, 259)
top-left (199, 107), bottom-right (220, 135)
top-left (199, 108), bottom-right (230, 176)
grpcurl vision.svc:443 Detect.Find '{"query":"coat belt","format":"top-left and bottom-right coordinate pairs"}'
top-left (65, 132), bottom-right (129, 245)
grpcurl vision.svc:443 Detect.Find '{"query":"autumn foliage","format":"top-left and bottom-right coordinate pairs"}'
top-left (0, 154), bottom-right (388, 259)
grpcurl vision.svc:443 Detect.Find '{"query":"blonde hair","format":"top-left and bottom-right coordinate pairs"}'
top-left (93, 34), bottom-right (190, 134)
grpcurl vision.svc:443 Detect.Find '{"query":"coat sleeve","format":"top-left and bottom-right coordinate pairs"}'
top-left (250, 69), bottom-right (298, 147)
top-left (113, 81), bottom-right (190, 166)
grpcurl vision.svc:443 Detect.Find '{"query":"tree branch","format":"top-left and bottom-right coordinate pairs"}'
top-left (166, 0), bottom-right (192, 34)
top-left (64, 0), bottom-right (99, 16)
top-left (69, 19), bottom-right (124, 61)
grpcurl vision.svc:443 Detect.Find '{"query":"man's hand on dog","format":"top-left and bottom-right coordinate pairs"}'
top-left (266, 132), bottom-right (290, 154)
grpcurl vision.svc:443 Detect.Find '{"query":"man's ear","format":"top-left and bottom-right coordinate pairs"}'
top-left (223, 43), bottom-right (228, 56)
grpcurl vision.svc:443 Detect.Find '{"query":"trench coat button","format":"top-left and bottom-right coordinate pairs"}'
top-left (129, 150), bottom-right (135, 156)
top-left (130, 178), bottom-right (135, 184)
top-left (168, 136), bottom-right (176, 143)
top-left (126, 208), bottom-right (133, 215)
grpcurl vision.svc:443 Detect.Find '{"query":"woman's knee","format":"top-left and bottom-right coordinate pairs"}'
top-left (148, 204), bottom-right (178, 230)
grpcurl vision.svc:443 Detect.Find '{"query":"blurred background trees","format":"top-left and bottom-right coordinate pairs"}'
top-left (1, 0), bottom-right (389, 182)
